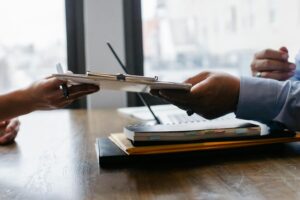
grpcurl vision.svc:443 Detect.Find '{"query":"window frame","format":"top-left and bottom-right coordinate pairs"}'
top-left (123, 0), bottom-right (165, 106)
top-left (65, 0), bottom-right (87, 108)
top-left (123, 0), bottom-right (144, 107)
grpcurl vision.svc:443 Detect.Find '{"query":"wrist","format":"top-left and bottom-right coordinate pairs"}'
top-left (16, 88), bottom-right (37, 114)
top-left (230, 76), bottom-right (240, 113)
top-left (218, 73), bottom-right (240, 114)
top-left (0, 88), bottom-right (35, 121)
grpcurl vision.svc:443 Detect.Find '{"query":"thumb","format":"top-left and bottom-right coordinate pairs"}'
top-left (0, 121), bottom-right (8, 128)
top-left (279, 46), bottom-right (289, 61)
top-left (184, 71), bottom-right (211, 85)
top-left (279, 46), bottom-right (288, 53)
top-left (46, 77), bottom-right (67, 89)
top-left (190, 76), bottom-right (211, 95)
top-left (5, 119), bottom-right (20, 133)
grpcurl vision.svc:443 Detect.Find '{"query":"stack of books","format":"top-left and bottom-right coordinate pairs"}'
top-left (109, 132), bottom-right (300, 155)
top-left (101, 120), bottom-right (299, 156)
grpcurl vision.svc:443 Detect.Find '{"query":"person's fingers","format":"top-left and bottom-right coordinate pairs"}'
top-left (251, 59), bottom-right (295, 72)
top-left (2, 119), bottom-right (20, 144)
top-left (157, 95), bottom-right (191, 111)
top-left (65, 84), bottom-right (99, 100)
top-left (52, 84), bottom-right (99, 100)
top-left (45, 75), bottom-right (54, 79)
top-left (254, 48), bottom-right (289, 61)
top-left (279, 46), bottom-right (288, 53)
top-left (68, 84), bottom-right (99, 95)
top-left (0, 121), bottom-right (8, 128)
top-left (68, 90), bottom-right (99, 100)
top-left (150, 89), bottom-right (160, 97)
top-left (55, 99), bottom-right (75, 108)
top-left (259, 71), bottom-right (295, 81)
top-left (58, 89), bottom-right (98, 107)
top-left (184, 71), bottom-right (211, 85)
top-left (42, 89), bottom-right (74, 108)
top-left (156, 89), bottom-right (203, 112)
top-left (158, 76), bottom-right (211, 105)
top-left (159, 90), bottom-right (191, 102)
top-left (0, 135), bottom-right (10, 144)
top-left (6, 129), bottom-right (18, 141)
top-left (39, 84), bottom-right (99, 108)
top-left (46, 77), bottom-right (68, 89)
top-left (5, 119), bottom-right (20, 133)
top-left (189, 76), bottom-right (212, 95)
top-left (0, 132), bottom-right (16, 145)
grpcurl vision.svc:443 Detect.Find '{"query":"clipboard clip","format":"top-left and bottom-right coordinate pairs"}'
top-left (116, 73), bottom-right (126, 81)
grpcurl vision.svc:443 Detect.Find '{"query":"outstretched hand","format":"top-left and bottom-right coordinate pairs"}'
top-left (0, 76), bottom-right (100, 123)
top-left (25, 77), bottom-right (100, 110)
top-left (151, 71), bottom-right (240, 119)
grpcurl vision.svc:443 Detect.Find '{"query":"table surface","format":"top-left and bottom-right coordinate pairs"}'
top-left (1, 109), bottom-right (300, 200)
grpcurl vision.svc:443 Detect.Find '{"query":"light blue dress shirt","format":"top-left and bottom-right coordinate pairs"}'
top-left (236, 77), bottom-right (300, 131)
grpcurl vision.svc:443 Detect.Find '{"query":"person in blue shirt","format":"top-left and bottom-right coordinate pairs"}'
top-left (0, 77), bottom-right (99, 145)
top-left (152, 46), bottom-right (300, 131)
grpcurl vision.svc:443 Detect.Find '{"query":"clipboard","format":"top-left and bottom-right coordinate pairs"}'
top-left (52, 72), bottom-right (192, 93)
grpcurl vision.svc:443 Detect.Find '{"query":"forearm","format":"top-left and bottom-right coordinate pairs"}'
top-left (0, 89), bottom-right (34, 121)
top-left (236, 77), bottom-right (300, 130)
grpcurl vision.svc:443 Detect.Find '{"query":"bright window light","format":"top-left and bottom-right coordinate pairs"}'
top-left (0, 0), bottom-right (67, 92)
top-left (142, 0), bottom-right (300, 81)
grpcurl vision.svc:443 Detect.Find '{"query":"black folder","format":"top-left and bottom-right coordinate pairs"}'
top-left (96, 133), bottom-right (296, 168)
top-left (96, 138), bottom-right (226, 168)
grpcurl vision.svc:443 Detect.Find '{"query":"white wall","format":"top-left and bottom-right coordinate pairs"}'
top-left (84, 0), bottom-right (127, 108)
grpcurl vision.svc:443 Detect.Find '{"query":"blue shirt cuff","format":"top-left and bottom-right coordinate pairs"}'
top-left (236, 77), bottom-right (288, 124)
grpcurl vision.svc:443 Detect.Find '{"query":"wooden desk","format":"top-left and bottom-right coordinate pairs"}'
top-left (1, 109), bottom-right (300, 200)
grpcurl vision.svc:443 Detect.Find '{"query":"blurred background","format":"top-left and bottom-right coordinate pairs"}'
top-left (142, 0), bottom-right (300, 81)
top-left (0, 0), bottom-right (66, 92)
top-left (1, 0), bottom-right (300, 107)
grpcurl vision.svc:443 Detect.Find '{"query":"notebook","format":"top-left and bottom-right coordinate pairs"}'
top-left (124, 120), bottom-right (261, 144)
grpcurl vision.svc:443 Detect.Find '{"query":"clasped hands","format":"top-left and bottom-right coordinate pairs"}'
top-left (151, 46), bottom-right (294, 119)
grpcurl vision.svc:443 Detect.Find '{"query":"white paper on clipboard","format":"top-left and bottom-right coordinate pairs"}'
top-left (52, 72), bottom-right (192, 93)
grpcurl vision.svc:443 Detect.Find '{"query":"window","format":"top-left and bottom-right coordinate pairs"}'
top-left (141, 0), bottom-right (300, 82)
top-left (0, 0), bottom-right (67, 93)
